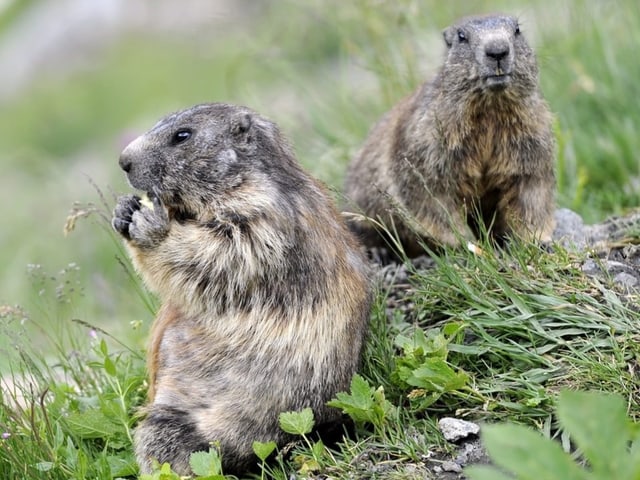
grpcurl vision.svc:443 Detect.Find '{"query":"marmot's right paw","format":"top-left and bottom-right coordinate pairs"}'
top-left (113, 194), bottom-right (141, 240)
top-left (113, 193), bottom-right (170, 248)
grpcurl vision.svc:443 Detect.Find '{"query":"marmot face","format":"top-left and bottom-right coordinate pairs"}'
top-left (118, 103), bottom-right (295, 222)
top-left (442, 14), bottom-right (538, 95)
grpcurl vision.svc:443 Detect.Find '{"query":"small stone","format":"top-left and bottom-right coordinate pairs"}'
top-left (613, 272), bottom-right (638, 291)
top-left (605, 260), bottom-right (628, 270)
top-left (581, 259), bottom-right (600, 275)
top-left (553, 208), bottom-right (587, 249)
top-left (441, 461), bottom-right (463, 473)
top-left (438, 417), bottom-right (480, 442)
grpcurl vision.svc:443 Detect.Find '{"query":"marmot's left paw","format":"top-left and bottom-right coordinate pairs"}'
top-left (113, 194), bottom-right (169, 248)
top-left (113, 194), bottom-right (141, 239)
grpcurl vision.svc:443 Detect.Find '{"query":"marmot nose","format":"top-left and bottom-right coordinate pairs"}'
top-left (485, 42), bottom-right (510, 62)
top-left (119, 153), bottom-right (132, 173)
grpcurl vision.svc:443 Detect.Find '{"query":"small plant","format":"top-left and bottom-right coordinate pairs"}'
top-left (327, 374), bottom-right (395, 437)
top-left (139, 446), bottom-right (228, 480)
top-left (279, 407), bottom-right (327, 475)
top-left (252, 440), bottom-right (277, 480)
top-left (467, 390), bottom-right (640, 480)
top-left (189, 447), bottom-right (226, 480)
top-left (393, 326), bottom-right (472, 409)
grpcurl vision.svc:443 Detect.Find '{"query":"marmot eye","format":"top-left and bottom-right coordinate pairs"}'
top-left (171, 129), bottom-right (192, 145)
top-left (515, 24), bottom-right (521, 35)
top-left (457, 29), bottom-right (467, 42)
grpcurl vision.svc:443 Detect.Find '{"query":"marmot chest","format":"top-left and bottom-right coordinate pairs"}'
top-left (453, 120), bottom-right (522, 199)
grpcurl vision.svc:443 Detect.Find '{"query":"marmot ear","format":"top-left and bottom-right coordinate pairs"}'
top-left (230, 113), bottom-right (253, 139)
top-left (443, 27), bottom-right (454, 48)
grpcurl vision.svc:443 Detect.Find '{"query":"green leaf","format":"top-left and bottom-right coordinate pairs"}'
top-left (189, 449), bottom-right (223, 476)
top-left (406, 358), bottom-right (469, 392)
top-left (327, 375), bottom-right (393, 428)
top-left (103, 355), bottom-right (117, 376)
top-left (557, 390), bottom-right (631, 478)
top-left (279, 407), bottom-right (315, 435)
top-left (64, 410), bottom-right (119, 439)
top-left (311, 439), bottom-right (326, 460)
top-left (107, 454), bottom-right (138, 477)
top-left (252, 440), bottom-right (277, 462)
top-left (628, 436), bottom-right (640, 479)
top-left (99, 338), bottom-right (108, 356)
top-left (465, 464), bottom-right (515, 480)
top-left (395, 328), bottom-right (449, 359)
top-left (481, 424), bottom-right (589, 480)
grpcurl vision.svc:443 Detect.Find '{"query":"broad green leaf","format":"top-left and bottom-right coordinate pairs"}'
top-left (252, 440), bottom-right (277, 462)
top-left (327, 375), bottom-right (393, 427)
top-left (189, 449), bottom-right (223, 476)
top-left (107, 454), bottom-right (138, 477)
top-left (103, 355), bottom-right (117, 376)
top-left (628, 437), bottom-right (640, 479)
top-left (465, 464), bottom-right (515, 480)
top-left (64, 410), bottom-right (119, 439)
top-left (481, 424), bottom-right (589, 480)
top-left (279, 408), bottom-right (314, 435)
top-left (327, 374), bottom-right (374, 422)
top-left (395, 328), bottom-right (449, 359)
top-left (557, 390), bottom-right (631, 477)
top-left (406, 358), bottom-right (469, 392)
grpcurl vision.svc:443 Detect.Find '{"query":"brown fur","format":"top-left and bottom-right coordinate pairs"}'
top-left (344, 14), bottom-right (556, 256)
top-left (112, 103), bottom-right (372, 475)
top-left (146, 303), bottom-right (179, 402)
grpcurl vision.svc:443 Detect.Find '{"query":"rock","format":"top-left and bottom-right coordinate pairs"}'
top-left (553, 208), bottom-right (588, 250)
top-left (438, 417), bottom-right (480, 442)
top-left (581, 259), bottom-right (600, 275)
top-left (613, 272), bottom-right (639, 291)
top-left (454, 438), bottom-right (491, 468)
top-left (441, 461), bottom-right (463, 473)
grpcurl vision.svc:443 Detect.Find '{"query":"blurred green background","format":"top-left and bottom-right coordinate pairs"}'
top-left (1, 0), bottom-right (639, 362)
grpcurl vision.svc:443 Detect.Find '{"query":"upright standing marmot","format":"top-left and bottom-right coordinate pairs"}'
top-left (344, 14), bottom-right (556, 256)
top-left (112, 103), bottom-right (372, 475)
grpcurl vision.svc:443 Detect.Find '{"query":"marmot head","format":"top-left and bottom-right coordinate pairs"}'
top-left (442, 14), bottom-right (538, 96)
top-left (118, 103), bottom-right (302, 220)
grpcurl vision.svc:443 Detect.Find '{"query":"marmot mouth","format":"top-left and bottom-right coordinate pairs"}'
top-left (484, 74), bottom-right (511, 89)
top-left (146, 190), bottom-right (196, 222)
top-left (140, 189), bottom-right (171, 215)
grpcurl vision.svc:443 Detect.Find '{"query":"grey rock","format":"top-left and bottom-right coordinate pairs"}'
top-left (438, 417), bottom-right (480, 442)
top-left (553, 208), bottom-right (588, 250)
top-left (613, 272), bottom-right (639, 291)
top-left (581, 259), bottom-right (600, 275)
top-left (441, 461), bottom-right (463, 473)
top-left (455, 439), bottom-right (491, 466)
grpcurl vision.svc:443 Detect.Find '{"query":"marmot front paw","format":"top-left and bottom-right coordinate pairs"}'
top-left (112, 194), bottom-right (141, 239)
top-left (112, 194), bottom-right (169, 248)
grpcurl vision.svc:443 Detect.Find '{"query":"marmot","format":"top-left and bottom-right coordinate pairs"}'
top-left (112, 103), bottom-right (372, 475)
top-left (344, 14), bottom-right (556, 256)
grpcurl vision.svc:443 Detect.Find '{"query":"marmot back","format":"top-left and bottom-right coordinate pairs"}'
top-left (112, 103), bottom-right (372, 475)
top-left (344, 14), bottom-right (556, 256)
